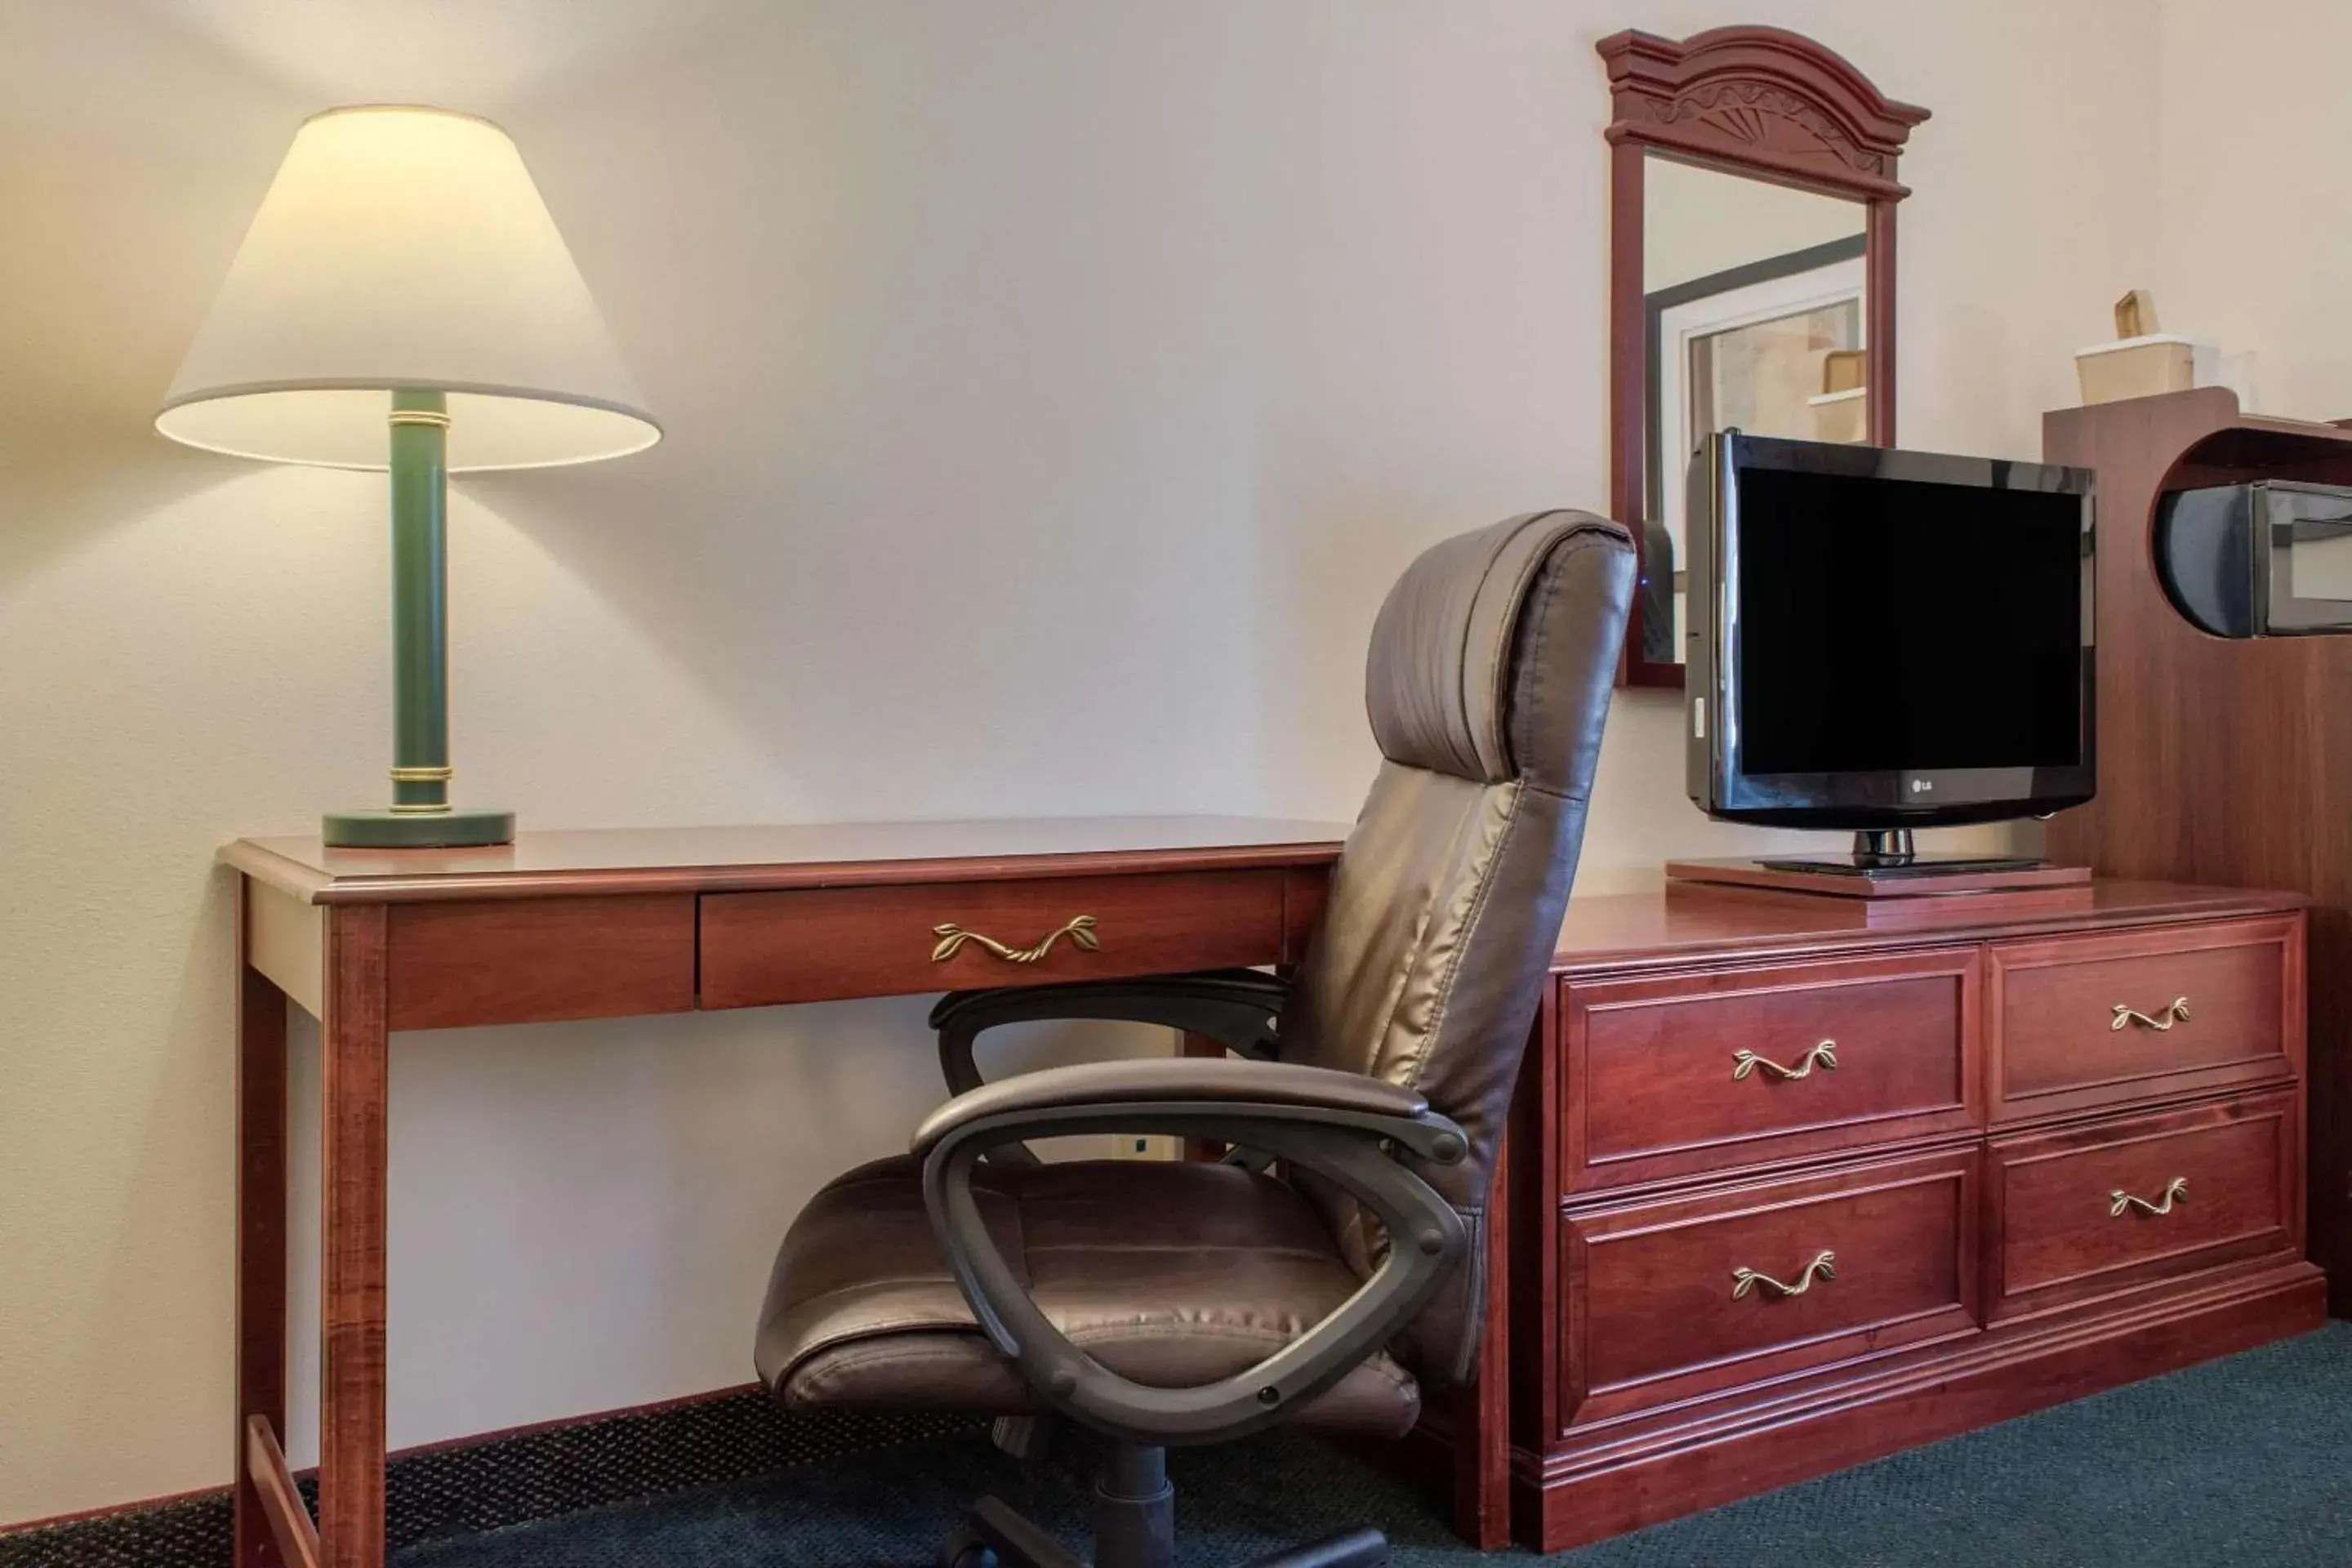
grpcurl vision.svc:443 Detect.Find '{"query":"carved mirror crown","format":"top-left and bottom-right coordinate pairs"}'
top-left (1599, 26), bottom-right (1928, 198)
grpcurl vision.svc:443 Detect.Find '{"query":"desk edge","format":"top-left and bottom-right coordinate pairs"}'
top-left (216, 838), bottom-right (1348, 906)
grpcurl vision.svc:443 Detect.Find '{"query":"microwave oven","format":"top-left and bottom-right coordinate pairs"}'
top-left (2158, 479), bottom-right (2352, 637)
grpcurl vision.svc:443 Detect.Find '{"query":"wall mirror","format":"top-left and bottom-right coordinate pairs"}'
top-left (1599, 27), bottom-right (1928, 684)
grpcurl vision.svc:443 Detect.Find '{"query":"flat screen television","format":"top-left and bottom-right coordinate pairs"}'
top-left (1685, 431), bottom-right (2096, 872)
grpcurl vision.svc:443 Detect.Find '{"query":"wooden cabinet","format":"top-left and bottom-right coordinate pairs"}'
top-left (1499, 881), bottom-right (2323, 1553)
top-left (2041, 391), bottom-right (2352, 1322)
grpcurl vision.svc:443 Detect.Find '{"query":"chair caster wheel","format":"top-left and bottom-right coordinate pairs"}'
top-left (938, 1523), bottom-right (997, 1568)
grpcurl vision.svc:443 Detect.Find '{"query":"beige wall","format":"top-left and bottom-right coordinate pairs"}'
top-left (0, 0), bottom-right (2162, 1523)
top-left (2158, 0), bottom-right (2350, 423)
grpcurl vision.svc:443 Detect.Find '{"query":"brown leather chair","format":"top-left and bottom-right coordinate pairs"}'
top-left (755, 510), bottom-right (1633, 1568)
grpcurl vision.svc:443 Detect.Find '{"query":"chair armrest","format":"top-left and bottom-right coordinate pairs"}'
top-left (914, 1058), bottom-right (1468, 1446)
top-left (930, 969), bottom-right (1289, 1089)
top-left (911, 1057), bottom-right (1432, 1160)
top-left (929, 971), bottom-right (1292, 1166)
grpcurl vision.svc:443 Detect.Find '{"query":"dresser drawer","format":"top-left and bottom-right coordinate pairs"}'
top-left (1558, 1148), bottom-right (1980, 1430)
top-left (1561, 950), bottom-right (1979, 1192)
top-left (1985, 1091), bottom-right (2298, 1321)
top-left (699, 870), bottom-right (1288, 1008)
top-left (1986, 917), bottom-right (2300, 1121)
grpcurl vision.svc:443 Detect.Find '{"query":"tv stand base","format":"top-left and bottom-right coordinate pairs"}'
top-left (1767, 827), bottom-right (2045, 875)
top-left (1756, 851), bottom-right (2046, 878)
top-left (1666, 853), bottom-right (2091, 901)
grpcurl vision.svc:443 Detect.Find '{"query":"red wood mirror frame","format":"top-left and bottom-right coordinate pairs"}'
top-left (1599, 26), bottom-right (1929, 687)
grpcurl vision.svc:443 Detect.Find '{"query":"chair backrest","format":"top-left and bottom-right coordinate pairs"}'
top-left (1279, 510), bottom-right (1633, 1385)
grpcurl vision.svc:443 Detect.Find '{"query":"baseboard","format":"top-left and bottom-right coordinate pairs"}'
top-left (0, 1388), bottom-right (982, 1566)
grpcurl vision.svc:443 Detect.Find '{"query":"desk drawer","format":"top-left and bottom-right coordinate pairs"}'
top-left (1561, 950), bottom-right (1979, 1192)
top-left (1560, 1148), bottom-right (1979, 1429)
top-left (1986, 918), bottom-right (2299, 1121)
top-left (699, 870), bottom-right (1289, 1008)
top-left (1986, 1091), bottom-right (2297, 1321)
top-left (385, 896), bottom-right (697, 1030)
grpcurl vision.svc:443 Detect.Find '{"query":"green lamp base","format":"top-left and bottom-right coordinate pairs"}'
top-left (323, 807), bottom-right (516, 849)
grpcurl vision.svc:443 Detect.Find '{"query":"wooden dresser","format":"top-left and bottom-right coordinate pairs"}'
top-left (1499, 879), bottom-right (2323, 1552)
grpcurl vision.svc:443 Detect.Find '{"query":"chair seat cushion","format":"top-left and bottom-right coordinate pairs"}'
top-left (755, 1156), bottom-right (1421, 1438)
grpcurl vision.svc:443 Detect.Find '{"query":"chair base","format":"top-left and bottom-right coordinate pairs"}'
top-left (991, 1413), bottom-right (1060, 1463)
top-left (938, 1443), bottom-right (1388, 1568)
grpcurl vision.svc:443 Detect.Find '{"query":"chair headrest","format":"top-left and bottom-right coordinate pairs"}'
top-left (1365, 510), bottom-right (1633, 790)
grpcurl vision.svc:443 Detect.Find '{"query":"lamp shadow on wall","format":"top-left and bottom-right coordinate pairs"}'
top-left (0, 436), bottom-right (251, 592)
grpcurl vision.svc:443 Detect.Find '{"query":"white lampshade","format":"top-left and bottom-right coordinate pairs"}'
top-left (156, 105), bottom-right (659, 472)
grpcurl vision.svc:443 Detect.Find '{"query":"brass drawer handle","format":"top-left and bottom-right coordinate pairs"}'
top-left (1732, 1040), bottom-right (1838, 1081)
top-left (1731, 1250), bottom-right (1836, 1300)
top-left (2110, 996), bottom-right (2190, 1031)
top-left (2109, 1176), bottom-right (2189, 1218)
top-left (931, 915), bottom-right (1100, 965)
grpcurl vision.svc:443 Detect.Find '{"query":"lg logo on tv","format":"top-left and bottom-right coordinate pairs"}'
top-left (1910, 778), bottom-right (1934, 793)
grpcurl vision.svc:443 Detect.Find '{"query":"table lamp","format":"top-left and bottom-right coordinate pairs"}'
top-left (157, 105), bottom-right (660, 847)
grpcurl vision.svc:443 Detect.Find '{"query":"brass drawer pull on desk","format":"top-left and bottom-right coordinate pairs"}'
top-left (2109, 1176), bottom-right (2189, 1218)
top-left (1731, 1250), bottom-right (1837, 1299)
top-left (1731, 1040), bottom-right (1838, 1081)
top-left (931, 914), bottom-right (1100, 964)
top-left (2111, 996), bottom-right (2191, 1031)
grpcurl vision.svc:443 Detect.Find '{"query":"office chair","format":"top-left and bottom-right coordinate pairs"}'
top-left (755, 510), bottom-right (1633, 1567)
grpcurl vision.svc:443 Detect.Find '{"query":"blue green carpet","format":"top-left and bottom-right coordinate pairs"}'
top-left (394, 1324), bottom-right (2352, 1566)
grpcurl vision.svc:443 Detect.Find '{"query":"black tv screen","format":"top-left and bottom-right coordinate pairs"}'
top-left (1686, 432), bottom-right (2096, 830)
top-left (1736, 466), bottom-right (2087, 774)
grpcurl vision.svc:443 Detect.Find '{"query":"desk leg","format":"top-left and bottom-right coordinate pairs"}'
top-left (236, 880), bottom-right (291, 1568)
top-left (318, 906), bottom-right (390, 1568)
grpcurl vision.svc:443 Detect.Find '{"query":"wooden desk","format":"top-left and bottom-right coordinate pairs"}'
top-left (221, 817), bottom-right (1355, 1568)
